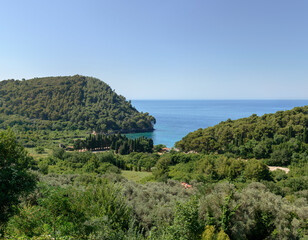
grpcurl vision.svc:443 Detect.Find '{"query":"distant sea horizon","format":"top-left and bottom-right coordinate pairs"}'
top-left (126, 100), bottom-right (308, 148)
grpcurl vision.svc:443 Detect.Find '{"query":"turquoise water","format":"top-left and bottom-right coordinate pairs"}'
top-left (126, 100), bottom-right (308, 148)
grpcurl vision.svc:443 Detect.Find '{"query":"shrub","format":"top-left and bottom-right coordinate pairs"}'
top-left (0, 129), bottom-right (36, 230)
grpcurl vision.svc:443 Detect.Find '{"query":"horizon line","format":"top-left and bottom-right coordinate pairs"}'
top-left (129, 99), bottom-right (308, 101)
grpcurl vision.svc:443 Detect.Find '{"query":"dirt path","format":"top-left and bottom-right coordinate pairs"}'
top-left (268, 166), bottom-right (290, 173)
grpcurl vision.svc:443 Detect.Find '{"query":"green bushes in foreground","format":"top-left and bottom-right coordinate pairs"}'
top-left (0, 129), bottom-right (36, 232)
top-left (4, 177), bottom-right (308, 240)
top-left (1, 128), bottom-right (308, 239)
top-left (5, 181), bottom-right (133, 239)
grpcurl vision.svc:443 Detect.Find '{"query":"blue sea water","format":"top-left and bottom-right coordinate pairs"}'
top-left (126, 100), bottom-right (308, 148)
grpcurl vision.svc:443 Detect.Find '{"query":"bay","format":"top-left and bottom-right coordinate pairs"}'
top-left (126, 100), bottom-right (308, 148)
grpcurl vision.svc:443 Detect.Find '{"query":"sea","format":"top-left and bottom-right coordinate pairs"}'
top-left (126, 100), bottom-right (308, 148)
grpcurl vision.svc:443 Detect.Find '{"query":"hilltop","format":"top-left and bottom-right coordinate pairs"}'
top-left (0, 75), bottom-right (155, 133)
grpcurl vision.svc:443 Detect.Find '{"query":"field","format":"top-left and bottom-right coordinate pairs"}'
top-left (121, 170), bottom-right (153, 183)
top-left (26, 147), bottom-right (53, 159)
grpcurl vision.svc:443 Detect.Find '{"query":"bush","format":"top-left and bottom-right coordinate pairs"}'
top-left (168, 197), bottom-right (203, 240)
top-left (0, 129), bottom-right (36, 230)
top-left (244, 159), bottom-right (272, 181)
top-left (199, 182), bottom-right (308, 240)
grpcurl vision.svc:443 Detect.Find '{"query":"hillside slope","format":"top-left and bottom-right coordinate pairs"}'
top-left (175, 106), bottom-right (308, 164)
top-left (0, 75), bottom-right (155, 133)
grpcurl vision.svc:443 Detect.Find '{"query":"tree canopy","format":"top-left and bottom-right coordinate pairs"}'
top-left (176, 106), bottom-right (308, 165)
top-left (0, 129), bottom-right (36, 229)
top-left (0, 75), bottom-right (155, 133)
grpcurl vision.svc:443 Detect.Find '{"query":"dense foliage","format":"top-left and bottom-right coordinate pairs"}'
top-left (1, 105), bottom-right (308, 239)
top-left (1, 140), bottom-right (308, 239)
top-left (74, 133), bottom-right (154, 155)
top-left (0, 129), bottom-right (36, 232)
top-left (0, 75), bottom-right (155, 133)
top-left (176, 106), bottom-right (308, 165)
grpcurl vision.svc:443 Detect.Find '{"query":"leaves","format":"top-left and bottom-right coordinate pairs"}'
top-left (0, 75), bottom-right (156, 135)
top-left (176, 106), bottom-right (308, 163)
top-left (0, 129), bottom-right (36, 229)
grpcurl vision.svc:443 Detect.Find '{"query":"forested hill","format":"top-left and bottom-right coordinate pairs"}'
top-left (176, 106), bottom-right (308, 164)
top-left (0, 75), bottom-right (155, 133)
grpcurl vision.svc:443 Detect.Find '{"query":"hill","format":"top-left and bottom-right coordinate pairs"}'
top-left (175, 106), bottom-right (308, 165)
top-left (0, 75), bottom-right (155, 133)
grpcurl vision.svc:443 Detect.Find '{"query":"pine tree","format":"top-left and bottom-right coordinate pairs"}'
top-left (304, 127), bottom-right (308, 144)
top-left (288, 126), bottom-right (294, 139)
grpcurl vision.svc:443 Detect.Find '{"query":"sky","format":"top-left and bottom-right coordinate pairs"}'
top-left (0, 0), bottom-right (307, 100)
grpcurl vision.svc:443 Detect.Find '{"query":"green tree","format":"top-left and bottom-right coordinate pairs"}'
top-left (153, 155), bottom-right (171, 181)
top-left (288, 125), bottom-right (294, 139)
top-left (0, 129), bottom-right (36, 230)
top-left (80, 180), bottom-right (132, 236)
top-left (39, 186), bottom-right (87, 239)
top-left (244, 159), bottom-right (272, 181)
top-left (5, 204), bottom-right (49, 238)
top-left (201, 226), bottom-right (230, 240)
top-left (303, 127), bottom-right (308, 143)
top-left (270, 147), bottom-right (291, 166)
top-left (169, 197), bottom-right (203, 240)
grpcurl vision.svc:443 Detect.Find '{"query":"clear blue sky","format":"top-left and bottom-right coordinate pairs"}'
top-left (0, 0), bottom-right (307, 100)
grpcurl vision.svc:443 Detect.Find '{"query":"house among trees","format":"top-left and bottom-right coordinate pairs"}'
top-left (161, 147), bottom-right (170, 153)
top-left (181, 182), bottom-right (192, 189)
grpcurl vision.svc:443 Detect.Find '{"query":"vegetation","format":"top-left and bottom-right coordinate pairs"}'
top-left (74, 133), bottom-right (153, 154)
top-left (176, 106), bottom-right (308, 166)
top-left (0, 129), bottom-right (36, 233)
top-left (1, 105), bottom-right (308, 239)
top-left (0, 75), bottom-right (155, 147)
top-left (121, 170), bottom-right (152, 183)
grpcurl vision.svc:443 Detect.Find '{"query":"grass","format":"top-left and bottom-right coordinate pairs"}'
top-left (121, 170), bottom-right (153, 183)
top-left (26, 147), bottom-right (53, 160)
